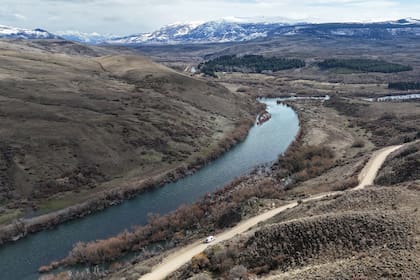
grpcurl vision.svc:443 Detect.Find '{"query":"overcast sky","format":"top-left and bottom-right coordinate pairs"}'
top-left (1, 0), bottom-right (420, 35)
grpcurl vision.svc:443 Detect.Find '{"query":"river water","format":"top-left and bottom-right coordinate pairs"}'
top-left (0, 99), bottom-right (299, 280)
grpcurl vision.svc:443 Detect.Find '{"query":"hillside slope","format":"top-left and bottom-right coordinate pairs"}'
top-left (0, 40), bottom-right (255, 225)
top-left (163, 144), bottom-right (419, 280)
top-left (170, 184), bottom-right (419, 280)
top-left (260, 183), bottom-right (419, 280)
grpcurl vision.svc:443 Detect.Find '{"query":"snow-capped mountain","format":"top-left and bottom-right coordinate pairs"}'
top-left (0, 25), bottom-right (60, 40)
top-left (392, 18), bottom-right (420, 25)
top-left (56, 31), bottom-right (118, 45)
top-left (1, 18), bottom-right (419, 45)
top-left (108, 20), bottom-right (283, 45)
top-left (109, 21), bottom-right (204, 44)
top-left (106, 18), bottom-right (420, 45)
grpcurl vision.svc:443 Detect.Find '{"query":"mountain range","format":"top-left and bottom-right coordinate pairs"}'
top-left (1, 18), bottom-right (420, 45)
top-left (0, 25), bottom-right (60, 40)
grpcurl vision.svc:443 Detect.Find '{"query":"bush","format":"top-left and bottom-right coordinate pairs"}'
top-left (191, 253), bottom-right (210, 271)
top-left (332, 177), bottom-right (359, 191)
top-left (188, 273), bottom-right (212, 280)
top-left (134, 265), bottom-right (151, 275)
top-left (352, 139), bottom-right (365, 148)
top-left (236, 87), bottom-right (248, 93)
top-left (56, 174), bottom-right (284, 267)
top-left (275, 145), bottom-right (335, 183)
top-left (228, 265), bottom-right (248, 279)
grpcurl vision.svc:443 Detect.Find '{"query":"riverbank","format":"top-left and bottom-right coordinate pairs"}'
top-left (106, 98), bottom-right (400, 280)
top-left (38, 100), bottom-right (304, 275)
top-left (0, 99), bottom-right (299, 280)
top-left (0, 116), bottom-right (257, 247)
top-left (47, 97), bottom-right (377, 279)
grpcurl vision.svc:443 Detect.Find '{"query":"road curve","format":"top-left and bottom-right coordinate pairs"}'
top-left (139, 144), bottom-right (403, 280)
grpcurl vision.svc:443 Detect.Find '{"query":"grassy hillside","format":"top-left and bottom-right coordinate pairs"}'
top-left (172, 186), bottom-right (419, 280)
top-left (29, 35), bottom-right (420, 280)
top-left (376, 141), bottom-right (420, 185)
top-left (0, 40), bottom-right (255, 223)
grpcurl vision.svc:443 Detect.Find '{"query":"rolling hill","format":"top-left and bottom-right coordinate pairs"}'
top-left (0, 40), bottom-right (255, 226)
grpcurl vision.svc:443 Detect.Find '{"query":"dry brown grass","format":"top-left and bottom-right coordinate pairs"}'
top-left (0, 41), bottom-right (256, 227)
top-left (326, 97), bottom-right (420, 147)
top-left (376, 141), bottom-right (420, 185)
top-left (172, 185), bottom-right (420, 279)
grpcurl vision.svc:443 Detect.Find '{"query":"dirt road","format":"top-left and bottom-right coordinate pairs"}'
top-left (355, 145), bottom-right (403, 190)
top-left (139, 145), bottom-right (403, 280)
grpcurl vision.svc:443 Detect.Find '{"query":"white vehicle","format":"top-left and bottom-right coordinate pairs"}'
top-left (205, 235), bottom-right (216, 243)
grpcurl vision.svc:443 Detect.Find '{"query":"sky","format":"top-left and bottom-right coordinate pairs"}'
top-left (1, 0), bottom-right (420, 35)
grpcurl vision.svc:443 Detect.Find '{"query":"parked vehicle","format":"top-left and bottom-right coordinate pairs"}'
top-left (205, 236), bottom-right (216, 243)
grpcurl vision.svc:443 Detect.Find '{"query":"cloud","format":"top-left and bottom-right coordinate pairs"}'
top-left (0, 0), bottom-right (419, 34)
top-left (13, 13), bottom-right (27, 20)
top-left (0, 7), bottom-right (27, 22)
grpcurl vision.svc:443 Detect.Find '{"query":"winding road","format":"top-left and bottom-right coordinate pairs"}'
top-left (139, 144), bottom-right (403, 280)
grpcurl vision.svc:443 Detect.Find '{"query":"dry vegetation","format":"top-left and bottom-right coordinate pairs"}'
top-left (48, 96), bottom-right (363, 271)
top-left (179, 212), bottom-right (414, 278)
top-left (273, 145), bottom-right (335, 184)
top-left (45, 98), bottom-right (371, 277)
top-left (326, 97), bottom-right (420, 147)
top-left (11, 33), bottom-right (420, 279)
top-left (171, 184), bottom-right (420, 279)
top-left (376, 141), bottom-right (420, 185)
top-left (48, 176), bottom-right (286, 269)
top-left (120, 35), bottom-right (420, 280)
top-left (0, 40), bottom-right (257, 233)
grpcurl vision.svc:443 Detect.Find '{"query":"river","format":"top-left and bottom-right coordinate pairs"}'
top-left (362, 93), bottom-right (420, 102)
top-left (0, 99), bottom-right (299, 280)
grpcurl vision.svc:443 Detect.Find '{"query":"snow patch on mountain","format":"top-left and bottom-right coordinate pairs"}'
top-left (392, 18), bottom-right (420, 25)
top-left (56, 30), bottom-right (117, 44)
top-left (104, 18), bottom-right (420, 45)
top-left (1, 18), bottom-right (420, 45)
top-left (0, 25), bottom-right (59, 39)
top-left (106, 20), bottom-right (281, 45)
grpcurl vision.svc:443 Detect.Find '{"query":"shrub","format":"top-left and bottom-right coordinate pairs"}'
top-left (188, 273), bottom-right (212, 280)
top-left (192, 253), bottom-right (210, 271)
top-left (275, 145), bottom-right (335, 183)
top-left (134, 265), bottom-right (151, 275)
top-left (352, 139), bottom-right (365, 148)
top-left (236, 87), bottom-right (248, 93)
top-left (332, 177), bottom-right (359, 191)
top-left (228, 265), bottom-right (248, 280)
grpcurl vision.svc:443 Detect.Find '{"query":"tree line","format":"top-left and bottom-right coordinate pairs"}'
top-left (388, 82), bottom-right (420, 90)
top-left (199, 55), bottom-right (305, 76)
top-left (318, 58), bottom-right (412, 73)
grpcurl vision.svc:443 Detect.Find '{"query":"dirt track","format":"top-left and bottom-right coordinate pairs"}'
top-left (139, 144), bottom-right (403, 280)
